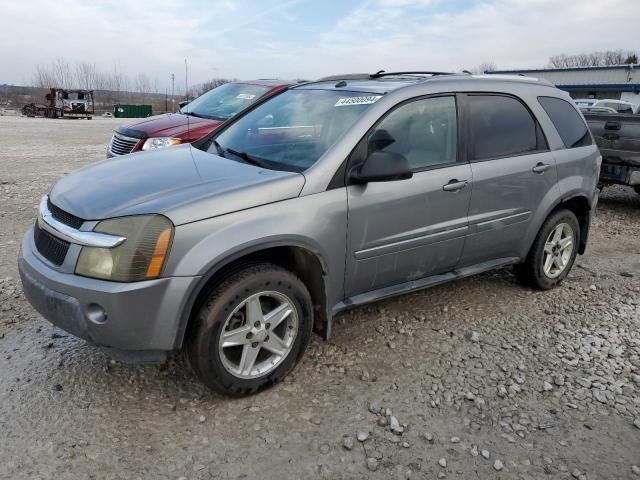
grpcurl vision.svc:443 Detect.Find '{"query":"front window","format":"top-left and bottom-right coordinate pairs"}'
top-left (368, 96), bottom-right (457, 170)
top-left (183, 83), bottom-right (270, 120)
top-left (209, 89), bottom-right (381, 172)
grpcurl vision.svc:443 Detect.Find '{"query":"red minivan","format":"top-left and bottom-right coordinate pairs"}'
top-left (107, 79), bottom-right (289, 157)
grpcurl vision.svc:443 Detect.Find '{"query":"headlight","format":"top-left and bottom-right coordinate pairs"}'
top-left (75, 215), bottom-right (173, 282)
top-left (141, 137), bottom-right (182, 150)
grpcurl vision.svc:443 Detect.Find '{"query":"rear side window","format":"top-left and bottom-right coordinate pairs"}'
top-left (538, 96), bottom-right (592, 148)
top-left (467, 95), bottom-right (541, 161)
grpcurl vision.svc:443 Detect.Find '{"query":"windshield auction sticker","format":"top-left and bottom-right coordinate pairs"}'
top-left (334, 95), bottom-right (382, 107)
top-left (237, 93), bottom-right (257, 100)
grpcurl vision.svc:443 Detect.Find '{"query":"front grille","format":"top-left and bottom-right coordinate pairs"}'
top-left (109, 132), bottom-right (140, 156)
top-left (47, 198), bottom-right (84, 229)
top-left (34, 223), bottom-right (70, 266)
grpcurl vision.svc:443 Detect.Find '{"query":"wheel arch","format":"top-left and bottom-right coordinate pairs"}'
top-left (174, 241), bottom-right (331, 350)
top-left (556, 194), bottom-right (592, 254)
top-left (524, 193), bottom-right (593, 258)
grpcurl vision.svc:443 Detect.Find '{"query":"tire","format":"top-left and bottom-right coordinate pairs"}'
top-left (634, 185), bottom-right (640, 196)
top-left (514, 209), bottom-right (580, 290)
top-left (185, 263), bottom-right (313, 396)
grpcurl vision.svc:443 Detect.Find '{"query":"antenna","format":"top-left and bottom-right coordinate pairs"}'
top-left (185, 58), bottom-right (189, 140)
top-left (170, 73), bottom-right (175, 112)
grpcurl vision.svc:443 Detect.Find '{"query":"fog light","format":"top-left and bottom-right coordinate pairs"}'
top-left (86, 303), bottom-right (108, 325)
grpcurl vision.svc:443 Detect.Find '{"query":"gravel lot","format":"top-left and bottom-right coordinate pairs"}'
top-left (1, 115), bottom-right (639, 480)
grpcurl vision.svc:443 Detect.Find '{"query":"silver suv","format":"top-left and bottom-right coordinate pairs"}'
top-left (19, 72), bottom-right (600, 396)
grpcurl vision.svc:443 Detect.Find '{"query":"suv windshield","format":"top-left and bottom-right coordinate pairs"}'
top-left (182, 83), bottom-right (270, 120)
top-left (209, 89), bottom-right (381, 172)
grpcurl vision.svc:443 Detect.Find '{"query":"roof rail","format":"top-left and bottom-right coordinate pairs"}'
top-left (316, 70), bottom-right (455, 82)
top-left (316, 73), bottom-right (373, 82)
top-left (370, 70), bottom-right (454, 78)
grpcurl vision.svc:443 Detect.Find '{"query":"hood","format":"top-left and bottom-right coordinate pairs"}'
top-left (49, 146), bottom-right (305, 225)
top-left (121, 113), bottom-right (223, 142)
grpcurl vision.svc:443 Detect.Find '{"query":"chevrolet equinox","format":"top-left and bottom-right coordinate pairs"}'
top-left (19, 72), bottom-right (600, 396)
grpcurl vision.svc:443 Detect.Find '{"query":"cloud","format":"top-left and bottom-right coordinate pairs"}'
top-left (0, 0), bottom-right (638, 88)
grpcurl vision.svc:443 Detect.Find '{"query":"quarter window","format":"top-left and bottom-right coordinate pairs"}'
top-left (368, 96), bottom-right (457, 170)
top-left (467, 95), bottom-right (540, 160)
top-left (538, 96), bottom-right (592, 148)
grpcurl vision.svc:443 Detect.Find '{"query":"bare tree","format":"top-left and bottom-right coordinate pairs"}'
top-left (75, 62), bottom-right (97, 90)
top-left (110, 65), bottom-right (128, 103)
top-left (548, 50), bottom-right (638, 68)
top-left (468, 61), bottom-right (497, 74)
top-left (187, 78), bottom-right (230, 98)
top-left (51, 57), bottom-right (73, 89)
top-left (33, 63), bottom-right (57, 88)
top-left (135, 73), bottom-right (152, 99)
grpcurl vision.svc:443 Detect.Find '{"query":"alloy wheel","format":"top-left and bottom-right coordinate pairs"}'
top-left (542, 222), bottom-right (574, 279)
top-left (218, 291), bottom-right (299, 379)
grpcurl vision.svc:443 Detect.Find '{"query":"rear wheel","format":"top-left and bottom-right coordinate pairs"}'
top-left (514, 209), bottom-right (580, 290)
top-left (185, 263), bottom-right (313, 396)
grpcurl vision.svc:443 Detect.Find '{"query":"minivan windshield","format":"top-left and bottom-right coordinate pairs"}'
top-left (181, 83), bottom-right (270, 120)
top-left (209, 89), bottom-right (381, 172)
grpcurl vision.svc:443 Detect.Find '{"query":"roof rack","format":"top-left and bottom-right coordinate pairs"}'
top-left (317, 73), bottom-right (373, 82)
top-left (316, 70), bottom-right (455, 82)
top-left (370, 70), bottom-right (455, 78)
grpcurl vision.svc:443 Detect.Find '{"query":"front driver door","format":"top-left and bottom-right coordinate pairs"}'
top-left (345, 95), bottom-right (472, 297)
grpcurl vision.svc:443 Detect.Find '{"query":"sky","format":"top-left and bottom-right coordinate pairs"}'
top-left (0, 0), bottom-right (638, 90)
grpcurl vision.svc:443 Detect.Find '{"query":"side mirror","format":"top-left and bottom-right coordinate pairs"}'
top-left (178, 100), bottom-right (190, 110)
top-left (350, 150), bottom-right (413, 184)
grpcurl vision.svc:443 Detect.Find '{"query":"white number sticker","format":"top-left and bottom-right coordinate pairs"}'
top-left (237, 93), bottom-right (256, 100)
top-left (334, 95), bottom-right (382, 107)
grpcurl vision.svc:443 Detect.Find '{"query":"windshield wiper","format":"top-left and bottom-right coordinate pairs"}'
top-left (183, 110), bottom-right (226, 121)
top-left (225, 147), bottom-right (271, 169)
top-left (182, 110), bottom-right (205, 118)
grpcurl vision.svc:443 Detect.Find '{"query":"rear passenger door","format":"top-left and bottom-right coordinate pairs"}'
top-left (537, 96), bottom-right (600, 198)
top-left (459, 93), bottom-right (559, 267)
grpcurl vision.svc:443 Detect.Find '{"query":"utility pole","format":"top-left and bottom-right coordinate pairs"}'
top-left (170, 73), bottom-right (175, 112)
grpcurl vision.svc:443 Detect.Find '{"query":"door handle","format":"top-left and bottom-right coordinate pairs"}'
top-left (442, 179), bottom-right (468, 192)
top-left (532, 162), bottom-right (551, 174)
top-left (604, 121), bottom-right (621, 130)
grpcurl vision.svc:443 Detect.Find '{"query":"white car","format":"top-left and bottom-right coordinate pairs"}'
top-left (574, 98), bottom-right (637, 114)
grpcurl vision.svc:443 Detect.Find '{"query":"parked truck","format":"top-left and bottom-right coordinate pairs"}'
top-left (585, 112), bottom-right (640, 196)
top-left (22, 88), bottom-right (94, 119)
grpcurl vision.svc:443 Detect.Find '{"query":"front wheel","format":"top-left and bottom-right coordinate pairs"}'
top-left (514, 209), bottom-right (580, 290)
top-left (185, 263), bottom-right (313, 396)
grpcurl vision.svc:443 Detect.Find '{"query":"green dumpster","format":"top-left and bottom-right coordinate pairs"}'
top-left (113, 104), bottom-right (153, 118)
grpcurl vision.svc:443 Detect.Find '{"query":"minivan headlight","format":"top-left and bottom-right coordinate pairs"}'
top-left (142, 137), bottom-right (182, 150)
top-left (76, 215), bottom-right (173, 282)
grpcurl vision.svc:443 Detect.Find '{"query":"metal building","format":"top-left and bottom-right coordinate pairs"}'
top-left (488, 64), bottom-right (640, 107)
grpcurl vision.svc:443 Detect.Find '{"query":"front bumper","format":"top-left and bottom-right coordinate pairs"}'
top-left (19, 228), bottom-right (199, 358)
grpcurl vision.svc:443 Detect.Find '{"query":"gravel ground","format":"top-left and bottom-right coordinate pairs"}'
top-left (0, 115), bottom-right (639, 480)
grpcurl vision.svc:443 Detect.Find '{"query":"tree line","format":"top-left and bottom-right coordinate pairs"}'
top-left (32, 57), bottom-right (233, 106)
top-left (33, 58), bottom-right (161, 98)
top-left (548, 50), bottom-right (638, 68)
top-left (465, 49), bottom-right (638, 75)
